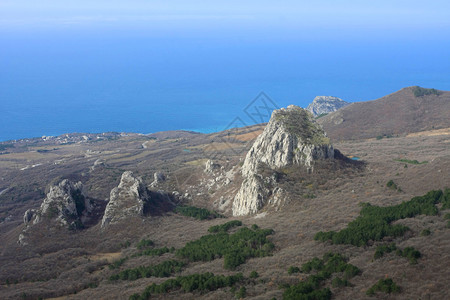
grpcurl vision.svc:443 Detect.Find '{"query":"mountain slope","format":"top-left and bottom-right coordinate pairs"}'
top-left (318, 86), bottom-right (450, 141)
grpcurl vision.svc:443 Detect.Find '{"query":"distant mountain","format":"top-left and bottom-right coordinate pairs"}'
top-left (317, 86), bottom-right (450, 141)
top-left (306, 96), bottom-right (350, 117)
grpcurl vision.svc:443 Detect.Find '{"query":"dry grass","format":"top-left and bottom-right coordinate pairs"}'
top-left (0, 128), bottom-right (449, 299)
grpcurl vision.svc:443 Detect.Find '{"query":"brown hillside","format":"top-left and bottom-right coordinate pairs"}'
top-left (318, 86), bottom-right (450, 141)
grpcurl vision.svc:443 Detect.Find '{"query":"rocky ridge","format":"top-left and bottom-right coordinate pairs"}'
top-left (232, 105), bottom-right (334, 216)
top-left (306, 96), bottom-right (350, 117)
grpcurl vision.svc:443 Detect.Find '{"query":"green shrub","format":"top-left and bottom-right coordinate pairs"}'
top-left (412, 86), bottom-right (441, 97)
top-left (136, 239), bottom-right (154, 250)
top-left (287, 266), bottom-right (300, 275)
top-left (366, 278), bottom-right (400, 296)
top-left (386, 180), bottom-right (398, 190)
top-left (130, 272), bottom-right (244, 299)
top-left (332, 277), bottom-right (351, 288)
top-left (420, 228), bottom-right (431, 236)
top-left (249, 271), bottom-right (259, 279)
top-left (176, 226), bottom-right (274, 270)
top-left (441, 189), bottom-right (450, 210)
top-left (315, 190), bottom-right (443, 246)
top-left (109, 260), bottom-right (185, 281)
top-left (208, 220), bottom-right (242, 233)
top-left (132, 247), bottom-right (171, 257)
top-left (174, 205), bottom-right (222, 220)
top-left (374, 243), bottom-right (397, 259)
top-left (396, 247), bottom-right (421, 264)
top-left (283, 253), bottom-right (359, 299)
top-left (109, 257), bottom-right (128, 270)
top-left (235, 286), bottom-right (247, 299)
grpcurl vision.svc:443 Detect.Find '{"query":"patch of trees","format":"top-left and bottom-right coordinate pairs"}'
top-left (366, 278), bottom-right (400, 296)
top-left (283, 253), bottom-right (360, 300)
top-left (132, 247), bottom-right (173, 258)
top-left (176, 226), bottom-right (275, 270)
top-left (314, 190), bottom-right (444, 246)
top-left (373, 243), bottom-right (421, 264)
top-left (129, 272), bottom-right (244, 300)
top-left (109, 260), bottom-right (185, 281)
top-left (174, 205), bottom-right (222, 220)
top-left (412, 86), bottom-right (441, 97)
top-left (208, 220), bottom-right (242, 233)
top-left (136, 239), bottom-right (154, 249)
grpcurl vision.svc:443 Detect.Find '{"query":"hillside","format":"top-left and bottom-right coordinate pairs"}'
top-left (318, 86), bottom-right (450, 141)
top-left (0, 92), bottom-right (449, 300)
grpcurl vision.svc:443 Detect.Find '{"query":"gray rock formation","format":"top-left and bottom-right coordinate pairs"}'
top-left (204, 159), bottom-right (220, 174)
top-left (151, 172), bottom-right (166, 187)
top-left (101, 171), bottom-right (148, 228)
top-left (23, 179), bottom-right (92, 228)
top-left (232, 105), bottom-right (334, 216)
top-left (306, 96), bottom-right (349, 117)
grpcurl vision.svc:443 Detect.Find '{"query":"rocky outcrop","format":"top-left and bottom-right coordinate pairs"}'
top-left (233, 105), bottom-right (334, 216)
top-left (306, 96), bottom-right (349, 117)
top-left (23, 179), bottom-right (92, 228)
top-left (204, 159), bottom-right (221, 174)
top-left (101, 171), bottom-right (175, 228)
top-left (151, 172), bottom-right (166, 187)
top-left (101, 171), bottom-right (148, 228)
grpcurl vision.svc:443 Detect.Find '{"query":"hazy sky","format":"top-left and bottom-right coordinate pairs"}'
top-left (2, 0), bottom-right (450, 36)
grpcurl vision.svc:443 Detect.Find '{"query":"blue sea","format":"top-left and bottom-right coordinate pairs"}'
top-left (1, 29), bottom-right (450, 141)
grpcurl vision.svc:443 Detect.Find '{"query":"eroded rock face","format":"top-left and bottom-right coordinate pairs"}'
top-left (101, 171), bottom-right (148, 228)
top-left (306, 96), bottom-right (349, 117)
top-left (204, 159), bottom-right (221, 174)
top-left (23, 180), bottom-right (92, 228)
top-left (233, 105), bottom-right (334, 216)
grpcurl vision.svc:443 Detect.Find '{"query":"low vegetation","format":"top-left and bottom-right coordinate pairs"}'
top-left (174, 205), bottom-right (222, 220)
top-left (373, 243), bottom-right (397, 259)
top-left (412, 86), bottom-right (441, 97)
top-left (208, 220), bottom-right (242, 233)
top-left (283, 253), bottom-right (360, 300)
top-left (394, 158), bottom-right (428, 165)
top-left (109, 260), bottom-right (185, 281)
top-left (314, 190), bottom-right (444, 246)
top-left (176, 226), bottom-right (275, 270)
top-left (129, 272), bottom-right (244, 300)
top-left (373, 243), bottom-right (421, 264)
top-left (366, 278), bottom-right (400, 296)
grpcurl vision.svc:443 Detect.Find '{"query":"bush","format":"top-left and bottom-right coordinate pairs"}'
top-left (315, 190), bottom-right (443, 246)
top-left (174, 205), bottom-right (222, 220)
top-left (109, 260), bottom-right (185, 281)
top-left (130, 272), bottom-right (244, 299)
top-left (386, 180), bottom-right (398, 190)
top-left (283, 253), bottom-right (359, 299)
top-left (287, 266), bottom-right (300, 275)
top-left (249, 271), bottom-right (259, 279)
top-left (420, 228), bottom-right (431, 236)
top-left (366, 278), bottom-right (400, 296)
top-left (396, 247), bottom-right (421, 264)
top-left (332, 277), bottom-right (351, 288)
top-left (441, 189), bottom-right (450, 210)
top-left (412, 86), bottom-right (441, 97)
top-left (235, 286), bottom-right (247, 299)
top-left (208, 220), bottom-right (242, 233)
top-left (374, 243), bottom-right (397, 259)
top-left (136, 239), bottom-right (154, 250)
top-left (109, 257), bottom-right (128, 270)
top-left (176, 226), bottom-right (274, 270)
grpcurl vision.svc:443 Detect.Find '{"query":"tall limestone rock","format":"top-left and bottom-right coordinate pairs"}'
top-left (306, 96), bottom-right (349, 117)
top-left (23, 179), bottom-right (92, 228)
top-left (101, 171), bottom-right (175, 228)
top-left (232, 105), bottom-right (334, 216)
top-left (101, 171), bottom-right (147, 228)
